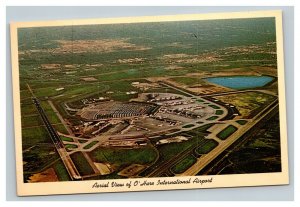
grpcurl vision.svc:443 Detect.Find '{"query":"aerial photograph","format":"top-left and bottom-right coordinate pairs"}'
top-left (17, 17), bottom-right (282, 183)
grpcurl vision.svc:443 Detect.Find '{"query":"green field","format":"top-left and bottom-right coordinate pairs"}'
top-left (32, 87), bottom-right (63, 98)
top-left (206, 116), bottom-right (218, 121)
top-left (209, 104), bottom-right (220, 109)
top-left (53, 160), bottom-right (71, 181)
top-left (61, 136), bottom-right (74, 142)
top-left (91, 146), bottom-right (158, 168)
top-left (187, 124), bottom-right (214, 134)
top-left (182, 124), bottom-right (195, 128)
top-left (170, 77), bottom-right (206, 86)
top-left (195, 140), bottom-right (219, 154)
top-left (21, 101), bottom-right (62, 126)
top-left (143, 126), bottom-right (217, 176)
top-left (21, 115), bottom-right (43, 127)
top-left (236, 120), bottom-right (248, 125)
top-left (158, 133), bottom-right (206, 161)
top-left (20, 90), bottom-right (32, 100)
top-left (171, 154), bottom-right (197, 174)
top-left (21, 103), bottom-right (38, 116)
top-left (217, 125), bottom-right (238, 140)
top-left (22, 126), bottom-right (51, 146)
top-left (83, 141), bottom-right (98, 149)
top-left (65, 144), bottom-right (78, 149)
top-left (70, 152), bottom-right (95, 176)
top-left (44, 112), bottom-right (61, 124)
top-left (215, 92), bottom-right (276, 118)
top-left (145, 87), bottom-right (190, 97)
top-left (53, 124), bottom-right (68, 134)
top-left (215, 110), bottom-right (224, 115)
top-left (23, 145), bottom-right (59, 172)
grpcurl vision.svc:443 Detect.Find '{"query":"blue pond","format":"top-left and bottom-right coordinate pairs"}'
top-left (205, 75), bottom-right (274, 90)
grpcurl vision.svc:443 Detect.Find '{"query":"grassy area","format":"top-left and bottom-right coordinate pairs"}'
top-left (170, 77), bottom-right (203, 86)
top-left (206, 116), bottom-right (218, 121)
top-left (190, 124), bottom-right (214, 133)
top-left (171, 154), bottom-right (197, 174)
top-left (236, 120), bottom-right (248, 125)
top-left (53, 160), bottom-right (71, 181)
top-left (70, 152), bottom-right (95, 176)
top-left (217, 125), bottom-right (238, 140)
top-left (32, 87), bottom-right (63, 98)
top-left (61, 136), bottom-right (73, 142)
top-left (184, 124), bottom-right (214, 140)
top-left (105, 80), bottom-right (138, 92)
top-left (158, 141), bottom-right (193, 161)
top-left (20, 98), bottom-right (33, 105)
top-left (251, 139), bottom-right (274, 149)
top-left (215, 110), bottom-right (224, 115)
top-left (91, 146), bottom-right (157, 167)
top-left (65, 144), bottom-right (78, 149)
top-left (20, 90), bottom-right (32, 100)
top-left (182, 124), bottom-right (195, 128)
top-left (21, 101), bottom-right (62, 126)
top-left (22, 126), bottom-right (51, 146)
top-left (145, 87), bottom-right (190, 97)
top-left (21, 115), bottom-right (43, 127)
top-left (23, 145), bottom-right (59, 172)
top-left (44, 110), bottom-right (62, 124)
top-left (64, 80), bottom-right (139, 104)
top-left (64, 84), bottom-right (104, 97)
top-left (53, 124), bottom-right (69, 134)
top-left (157, 134), bottom-right (207, 161)
top-left (84, 172), bottom-right (125, 180)
top-left (21, 103), bottom-right (38, 116)
top-left (215, 92), bottom-right (276, 118)
top-left (53, 84), bottom-right (108, 103)
top-left (197, 99), bottom-right (205, 102)
top-left (32, 84), bottom-right (107, 100)
top-left (209, 104), bottom-right (220, 109)
top-left (110, 93), bottom-right (138, 102)
top-left (83, 141), bottom-right (98, 149)
top-left (195, 140), bottom-right (218, 154)
top-left (40, 101), bottom-right (56, 110)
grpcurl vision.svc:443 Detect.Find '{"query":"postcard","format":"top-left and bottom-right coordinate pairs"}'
top-left (10, 10), bottom-right (289, 196)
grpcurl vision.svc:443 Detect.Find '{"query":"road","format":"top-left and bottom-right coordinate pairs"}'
top-left (32, 97), bottom-right (81, 180)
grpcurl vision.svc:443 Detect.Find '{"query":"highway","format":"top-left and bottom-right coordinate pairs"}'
top-left (32, 97), bottom-right (81, 180)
